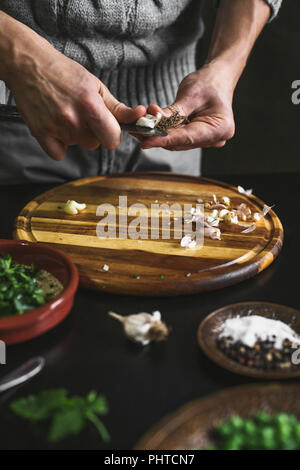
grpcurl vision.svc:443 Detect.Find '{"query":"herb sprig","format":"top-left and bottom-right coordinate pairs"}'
top-left (10, 389), bottom-right (110, 443)
top-left (0, 254), bottom-right (45, 316)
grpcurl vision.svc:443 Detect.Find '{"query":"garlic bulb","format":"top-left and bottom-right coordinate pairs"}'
top-left (63, 200), bottom-right (86, 215)
top-left (108, 310), bottom-right (169, 346)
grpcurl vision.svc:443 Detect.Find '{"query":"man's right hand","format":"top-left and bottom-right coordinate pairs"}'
top-left (1, 12), bottom-right (145, 161)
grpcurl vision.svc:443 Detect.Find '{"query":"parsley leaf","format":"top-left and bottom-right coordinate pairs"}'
top-left (10, 389), bottom-right (110, 443)
top-left (0, 254), bottom-right (46, 317)
top-left (48, 407), bottom-right (85, 443)
top-left (10, 389), bottom-right (68, 421)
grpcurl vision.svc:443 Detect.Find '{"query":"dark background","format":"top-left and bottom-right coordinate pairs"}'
top-left (198, 0), bottom-right (300, 176)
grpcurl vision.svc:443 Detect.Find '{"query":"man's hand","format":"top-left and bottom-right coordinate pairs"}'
top-left (139, 0), bottom-right (271, 152)
top-left (139, 65), bottom-right (235, 151)
top-left (9, 50), bottom-right (145, 161)
top-left (0, 11), bottom-right (145, 161)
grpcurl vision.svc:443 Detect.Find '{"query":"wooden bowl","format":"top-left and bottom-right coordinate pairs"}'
top-left (197, 302), bottom-right (300, 380)
top-left (136, 383), bottom-right (300, 450)
top-left (0, 239), bottom-right (79, 344)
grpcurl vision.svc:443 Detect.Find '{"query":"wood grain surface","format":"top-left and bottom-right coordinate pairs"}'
top-left (13, 172), bottom-right (284, 296)
top-left (135, 383), bottom-right (300, 450)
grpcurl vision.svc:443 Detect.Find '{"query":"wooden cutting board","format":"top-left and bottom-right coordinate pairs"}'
top-left (13, 172), bottom-right (283, 296)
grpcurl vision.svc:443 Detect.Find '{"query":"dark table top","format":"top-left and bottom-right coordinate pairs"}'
top-left (0, 172), bottom-right (298, 450)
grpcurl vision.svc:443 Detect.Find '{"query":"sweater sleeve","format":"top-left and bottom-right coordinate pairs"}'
top-left (215, 0), bottom-right (282, 22)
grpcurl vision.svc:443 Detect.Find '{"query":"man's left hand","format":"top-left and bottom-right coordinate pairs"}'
top-left (139, 65), bottom-right (236, 151)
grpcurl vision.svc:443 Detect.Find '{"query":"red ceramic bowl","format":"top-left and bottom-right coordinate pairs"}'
top-left (0, 240), bottom-right (79, 344)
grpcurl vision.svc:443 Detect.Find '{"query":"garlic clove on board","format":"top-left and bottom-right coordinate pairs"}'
top-left (63, 200), bottom-right (86, 215)
top-left (108, 310), bottom-right (169, 346)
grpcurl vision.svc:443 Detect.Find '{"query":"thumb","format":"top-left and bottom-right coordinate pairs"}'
top-left (99, 83), bottom-right (146, 123)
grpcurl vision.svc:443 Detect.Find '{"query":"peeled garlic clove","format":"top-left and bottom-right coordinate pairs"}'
top-left (136, 113), bottom-right (162, 129)
top-left (205, 215), bottom-right (219, 227)
top-left (108, 310), bottom-right (169, 346)
top-left (210, 209), bottom-right (219, 219)
top-left (253, 212), bottom-right (262, 221)
top-left (63, 200), bottom-right (86, 215)
top-left (180, 235), bottom-right (196, 249)
top-left (219, 209), bottom-right (229, 219)
top-left (222, 196), bottom-right (231, 207)
top-left (223, 211), bottom-right (238, 224)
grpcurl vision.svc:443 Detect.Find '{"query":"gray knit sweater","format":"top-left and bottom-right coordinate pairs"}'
top-left (0, 0), bottom-right (282, 108)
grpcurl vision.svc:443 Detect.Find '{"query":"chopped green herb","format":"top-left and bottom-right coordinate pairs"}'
top-left (159, 275), bottom-right (165, 280)
top-left (206, 412), bottom-right (300, 450)
top-left (132, 275), bottom-right (140, 279)
top-left (0, 254), bottom-right (46, 317)
top-left (10, 389), bottom-right (110, 443)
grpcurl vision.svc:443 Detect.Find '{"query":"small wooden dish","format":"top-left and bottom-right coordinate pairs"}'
top-left (136, 383), bottom-right (300, 450)
top-left (0, 239), bottom-right (79, 344)
top-left (197, 301), bottom-right (300, 380)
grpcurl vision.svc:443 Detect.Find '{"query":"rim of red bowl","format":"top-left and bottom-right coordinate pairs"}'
top-left (0, 240), bottom-right (79, 330)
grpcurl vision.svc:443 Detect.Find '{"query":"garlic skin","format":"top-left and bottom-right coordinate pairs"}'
top-left (254, 204), bottom-right (274, 221)
top-left (237, 185), bottom-right (253, 196)
top-left (241, 223), bottom-right (257, 234)
top-left (204, 226), bottom-right (221, 240)
top-left (108, 311), bottom-right (169, 346)
top-left (63, 200), bottom-right (86, 215)
top-left (205, 215), bottom-right (219, 227)
top-left (136, 113), bottom-right (162, 129)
